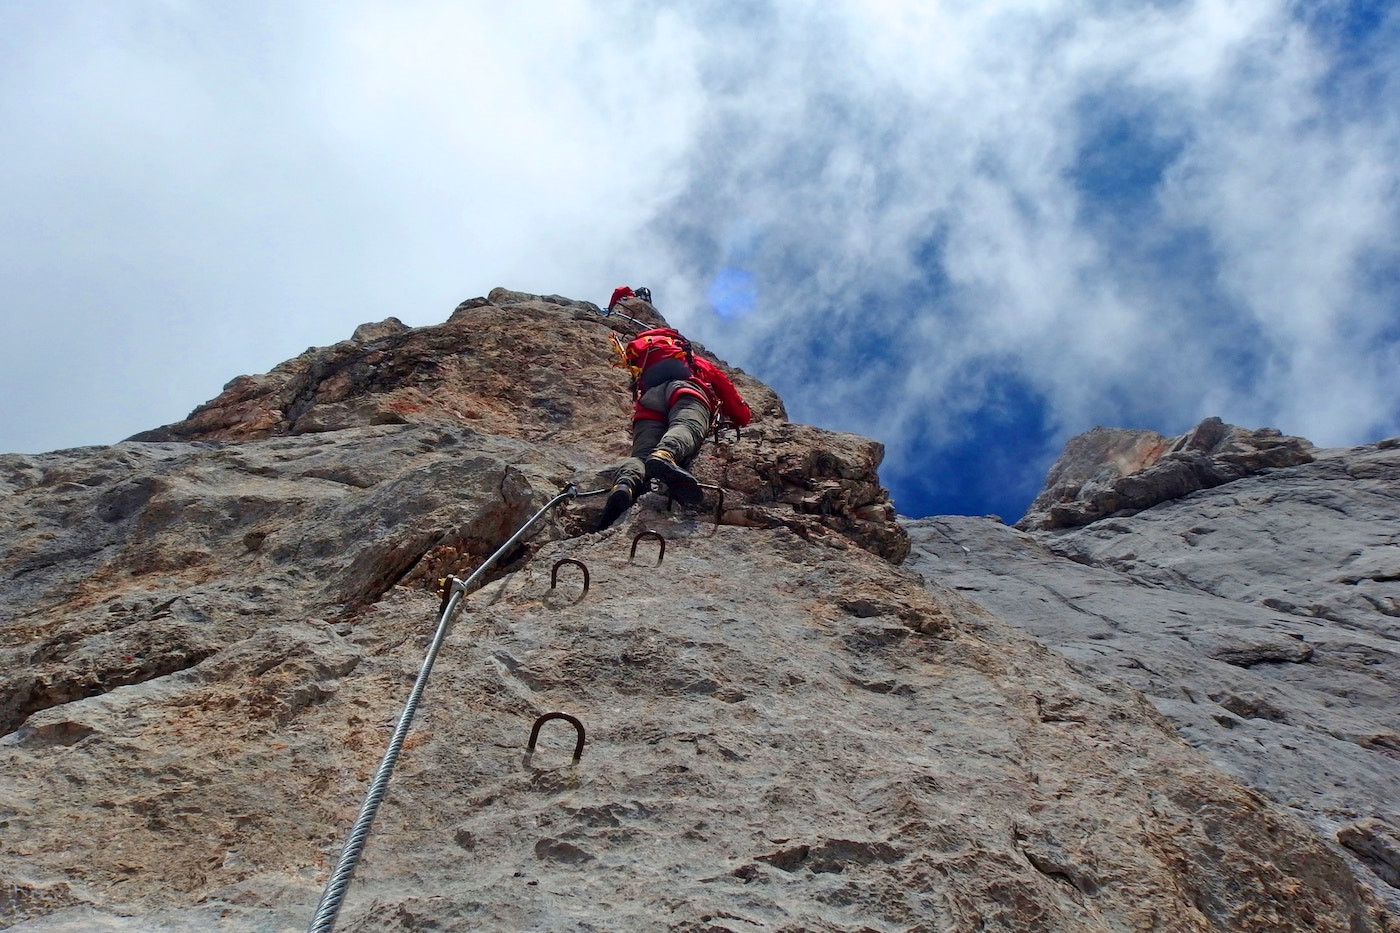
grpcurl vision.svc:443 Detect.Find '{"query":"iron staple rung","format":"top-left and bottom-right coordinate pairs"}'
top-left (550, 558), bottom-right (590, 594)
top-left (526, 712), bottom-right (587, 763)
top-left (630, 530), bottom-right (666, 564)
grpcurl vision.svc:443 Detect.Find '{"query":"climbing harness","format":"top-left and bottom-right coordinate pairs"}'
top-left (617, 328), bottom-right (697, 386)
top-left (307, 484), bottom-right (601, 933)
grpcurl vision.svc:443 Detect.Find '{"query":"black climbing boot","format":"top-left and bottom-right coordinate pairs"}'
top-left (645, 450), bottom-right (703, 505)
top-left (598, 481), bottom-right (637, 530)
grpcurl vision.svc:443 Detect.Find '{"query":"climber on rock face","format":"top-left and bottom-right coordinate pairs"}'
top-left (598, 286), bottom-right (753, 530)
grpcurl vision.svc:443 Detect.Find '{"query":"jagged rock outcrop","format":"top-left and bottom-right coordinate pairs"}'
top-left (2, 293), bottom-right (1396, 931)
top-left (126, 290), bottom-right (715, 458)
top-left (125, 288), bottom-right (904, 563)
top-left (1016, 417), bottom-right (1316, 530)
top-left (905, 430), bottom-right (1400, 914)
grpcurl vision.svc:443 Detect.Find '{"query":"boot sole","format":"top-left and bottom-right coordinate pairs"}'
top-left (653, 462), bottom-right (704, 505)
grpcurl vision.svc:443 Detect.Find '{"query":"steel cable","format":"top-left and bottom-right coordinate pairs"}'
top-left (307, 484), bottom-right (586, 932)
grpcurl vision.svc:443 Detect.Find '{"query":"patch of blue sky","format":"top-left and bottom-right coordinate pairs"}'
top-left (1295, 0), bottom-right (1399, 111)
top-left (1068, 92), bottom-right (1186, 229)
top-left (1097, 383), bottom-right (1196, 442)
top-left (1134, 225), bottom-right (1275, 399)
top-left (750, 294), bottom-right (905, 392)
top-left (898, 230), bottom-right (956, 310)
top-left (884, 368), bottom-right (1056, 520)
top-left (1209, 339), bottom-right (1276, 399)
top-left (841, 318), bottom-right (910, 376)
top-left (810, 270), bottom-right (943, 382)
top-left (745, 234), bottom-right (971, 511)
top-left (1066, 92), bottom-right (1282, 412)
top-left (657, 217), bottom-right (723, 284)
top-left (1359, 245), bottom-right (1400, 344)
top-left (707, 266), bottom-right (758, 319)
top-left (1296, 0), bottom-right (1395, 48)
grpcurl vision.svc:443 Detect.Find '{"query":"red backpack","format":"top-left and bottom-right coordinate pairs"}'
top-left (619, 328), bottom-right (694, 380)
top-left (609, 328), bottom-right (752, 427)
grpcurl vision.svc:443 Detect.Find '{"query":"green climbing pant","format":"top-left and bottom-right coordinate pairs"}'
top-left (614, 380), bottom-right (712, 492)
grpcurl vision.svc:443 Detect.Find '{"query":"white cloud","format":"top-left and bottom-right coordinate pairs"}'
top-left (645, 0), bottom-right (1400, 461)
top-left (1, 0), bottom-right (1397, 514)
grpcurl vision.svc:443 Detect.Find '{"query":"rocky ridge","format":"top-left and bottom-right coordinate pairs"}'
top-left (1, 291), bottom-right (1396, 931)
top-left (127, 289), bottom-right (906, 564)
top-left (1015, 417), bottom-right (1316, 531)
top-left (906, 420), bottom-right (1400, 914)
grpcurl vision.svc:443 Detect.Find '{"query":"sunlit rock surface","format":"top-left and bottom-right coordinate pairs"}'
top-left (1, 293), bottom-right (1395, 931)
top-left (1015, 417), bottom-right (1316, 531)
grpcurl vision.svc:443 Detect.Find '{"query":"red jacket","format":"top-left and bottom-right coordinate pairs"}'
top-left (624, 329), bottom-right (752, 427)
top-left (691, 357), bottom-right (752, 427)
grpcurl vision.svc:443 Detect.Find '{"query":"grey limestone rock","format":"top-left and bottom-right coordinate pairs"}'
top-left (1017, 416), bottom-right (1315, 531)
top-left (904, 434), bottom-right (1400, 913)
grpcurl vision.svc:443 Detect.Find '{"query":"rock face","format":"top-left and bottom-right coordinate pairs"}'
top-left (1016, 417), bottom-right (1316, 530)
top-left (905, 427), bottom-right (1400, 915)
top-left (1, 293), bottom-right (1396, 931)
top-left (126, 288), bottom-right (905, 564)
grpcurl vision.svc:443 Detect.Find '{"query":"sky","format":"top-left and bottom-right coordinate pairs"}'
top-left (2, 0), bottom-right (1398, 522)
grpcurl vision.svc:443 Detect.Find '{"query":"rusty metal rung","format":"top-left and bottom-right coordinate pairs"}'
top-left (666, 484), bottom-right (725, 525)
top-left (630, 530), bottom-right (666, 564)
top-left (550, 558), bottom-right (590, 596)
top-left (527, 712), bottom-right (586, 763)
top-left (666, 487), bottom-right (728, 523)
top-left (700, 484), bottom-right (724, 525)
